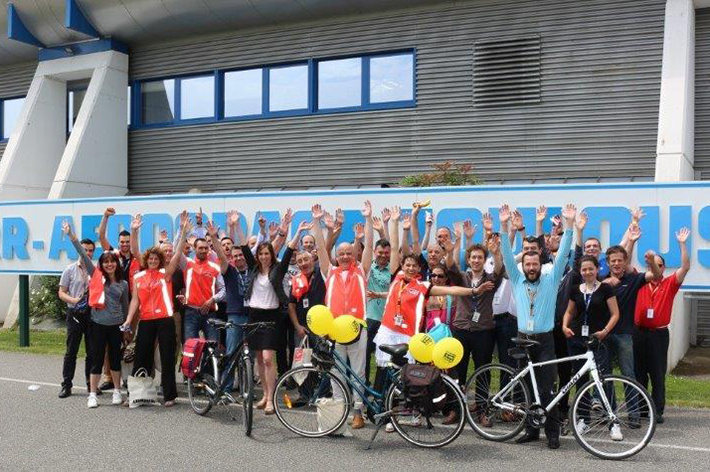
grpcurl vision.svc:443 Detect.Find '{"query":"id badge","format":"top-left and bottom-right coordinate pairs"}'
top-left (582, 325), bottom-right (589, 337)
top-left (394, 314), bottom-right (404, 327)
top-left (302, 298), bottom-right (309, 309)
top-left (526, 319), bottom-right (534, 332)
top-left (493, 293), bottom-right (502, 305)
top-left (646, 309), bottom-right (654, 319)
top-left (472, 311), bottom-right (481, 323)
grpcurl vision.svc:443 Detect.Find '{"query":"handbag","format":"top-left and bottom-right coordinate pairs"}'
top-left (316, 398), bottom-right (346, 434)
top-left (127, 368), bottom-right (159, 408)
top-left (291, 337), bottom-right (313, 386)
top-left (427, 296), bottom-right (452, 343)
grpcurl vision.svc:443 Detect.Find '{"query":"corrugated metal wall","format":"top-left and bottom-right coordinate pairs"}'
top-left (128, 0), bottom-right (665, 194)
top-left (696, 8), bottom-right (710, 179)
top-left (697, 300), bottom-right (710, 347)
top-left (0, 61), bottom-right (36, 157)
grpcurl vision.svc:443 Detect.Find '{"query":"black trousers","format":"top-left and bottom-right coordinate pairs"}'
top-left (90, 323), bottom-right (122, 375)
top-left (552, 324), bottom-right (572, 417)
top-left (633, 327), bottom-right (669, 416)
top-left (452, 328), bottom-right (496, 388)
top-left (365, 319), bottom-right (381, 386)
top-left (276, 316), bottom-right (293, 377)
top-left (132, 318), bottom-right (177, 402)
top-left (519, 331), bottom-right (559, 439)
top-left (61, 308), bottom-right (92, 389)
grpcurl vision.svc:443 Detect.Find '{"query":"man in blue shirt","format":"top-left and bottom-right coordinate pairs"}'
top-left (500, 202), bottom-right (576, 450)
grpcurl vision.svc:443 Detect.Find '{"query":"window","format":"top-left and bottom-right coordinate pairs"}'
top-left (318, 58), bottom-right (361, 109)
top-left (2, 97), bottom-right (25, 140)
top-left (269, 64), bottom-right (308, 112)
top-left (370, 53), bottom-right (414, 103)
top-left (180, 75), bottom-right (214, 120)
top-left (224, 69), bottom-right (262, 117)
top-left (142, 79), bottom-right (175, 125)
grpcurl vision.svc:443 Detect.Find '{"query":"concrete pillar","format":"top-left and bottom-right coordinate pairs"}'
top-left (655, 0), bottom-right (695, 370)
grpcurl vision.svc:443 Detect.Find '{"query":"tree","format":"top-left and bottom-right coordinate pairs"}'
top-left (399, 161), bottom-right (482, 187)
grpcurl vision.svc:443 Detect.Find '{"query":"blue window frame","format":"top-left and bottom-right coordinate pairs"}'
top-left (132, 49), bottom-right (415, 129)
top-left (1, 96), bottom-right (25, 141)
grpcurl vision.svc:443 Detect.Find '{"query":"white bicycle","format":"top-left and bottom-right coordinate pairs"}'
top-left (465, 337), bottom-right (656, 460)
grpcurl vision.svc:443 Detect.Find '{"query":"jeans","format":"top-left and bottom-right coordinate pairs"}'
top-left (183, 307), bottom-right (219, 342)
top-left (365, 319), bottom-right (381, 386)
top-left (224, 312), bottom-right (249, 392)
top-left (633, 327), bottom-right (669, 416)
top-left (61, 308), bottom-right (92, 389)
top-left (606, 333), bottom-right (638, 417)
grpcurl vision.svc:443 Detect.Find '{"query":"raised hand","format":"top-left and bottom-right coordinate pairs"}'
top-left (381, 208), bottom-right (391, 224)
top-left (61, 219), bottom-right (73, 237)
top-left (512, 210), bottom-right (524, 231)
top-left (536, 205), bottom-right (547, 222)
top-left (499, 204), bottom-right (511, 224)
top-left (391, 206), bottom-right (402, 221)
top-left (628, 224), bottom-right (642, 242)
top-left (227, 210), bottom-right (240, 227)
top-left (159, 229), bottom-right (169, 242)
top-left (562, 204), bottom-right (577, 226)
top-left (131, 214), bottom-right (143, 231)
top-left (425, 212), bottom-right (434, 227)
top-left (575, 211), bottom-right (588, 231)
top-left (179, 210), bottom-right (189, 228)
top-left (631, 207), bottom-right (646, 224)
top-left (354, 222), bottom-right (365, 239)
top-left (487, 233), bottom-right (500, 254)
top-left (463, 220), bottom-right (477, 239)
top-left (268, 221), bottom-right (279, 239)
top-left (361, 200), bottom-right (372, 218)
top-left (453, 222), bottom-right (463, 241)
top-left (258, 213), bottom-right (266, 230)
top-left (411, 202), bottom-right (421, 219)
top-left (482, 212), bottom-right (493, 233)
top-left (401, 213), bottom-right (411, 231)
top-left (644, 250), bottom-right (657, 266)
top-left (676, 227), bottom-right (690, 243)
top-left (372, 217), bottom-right (384, 232)
top-left (280, 208), bottom-right (293, 233)
top-left (206, 220), bottom-right (219, 237)
top-left (104, 207), bottom-right (116, 218)
top-left (297, 220), bottom-right (312, 233)
top-left (334, 208), bottom-right (344, 229)
top-left (323, 212), bottom-right (335, 230)
top-left (311, 204), bottom-right (324, 220)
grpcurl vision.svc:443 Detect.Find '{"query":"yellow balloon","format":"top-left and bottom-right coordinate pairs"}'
top-left (328, 315), bottom-right (362, 344)
top-left (408, 333), bottom-right (436, 363)
top-left (432, 337), bottom-right (464, 369)
top-left (306, 305), bottom-right (333, 336)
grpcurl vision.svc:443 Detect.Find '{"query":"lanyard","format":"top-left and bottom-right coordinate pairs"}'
top-left (470, 274), bottom-right (483, 312)
top-left (525, 283), bottom-right (539, 318)
top-left (581, 282), bottom-right (597, 325)
top-left (396, 280), bottom-right (409, 313)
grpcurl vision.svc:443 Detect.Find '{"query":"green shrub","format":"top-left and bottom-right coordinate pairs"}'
top-left (399, 161), bottom-right (483, 187)
top-left (30, 276), bottom-right (64, 322)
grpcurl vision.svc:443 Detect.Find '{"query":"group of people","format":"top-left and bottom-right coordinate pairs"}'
top-left (57, 200), bottom-right (689, 449)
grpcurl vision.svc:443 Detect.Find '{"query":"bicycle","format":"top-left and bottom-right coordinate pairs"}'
top-left (186, 319), bottom-right (273, 437)
top-left (272, 335), bottom-right (467, 449)
top-left (465, 337), bottom-right (656, 460)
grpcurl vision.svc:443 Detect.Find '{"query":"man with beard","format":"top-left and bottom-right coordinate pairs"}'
top-left (500, 203), bottom-right (576, 450)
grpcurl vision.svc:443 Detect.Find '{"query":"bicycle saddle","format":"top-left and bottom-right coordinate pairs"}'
top-left (511, 337), bottom-right (540, 348)
top-left (379, 343), bottom-right (409, 358)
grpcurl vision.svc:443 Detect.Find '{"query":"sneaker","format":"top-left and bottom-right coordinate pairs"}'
top-left (112, 390), bottom-right (123, 405)
top-left (590, 399), bottom-right (603, 413)
top-left (656, 415), bottom-right (665, 424)
top-left (576, 419), bottom-right (590, 435)
top-left (385, 422), bottom-right (395, 433)
top-left (87, 394), bottom-right (99, 409)
top-left (610, 423), bottom-right (623, 441)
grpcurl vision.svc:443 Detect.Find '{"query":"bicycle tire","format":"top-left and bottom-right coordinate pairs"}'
top-left (464, 363), bottom-right (530, 442)
top-left (571, 374), bottom-right (656, 460)
top-left (273, 366), bottom-right (350, 438)
top-left (239, 354), bottom-right (254, 437)
top-left (187, 372), bottom-right (215, 416)
top-left (386, 374), bottom-right (467, 448)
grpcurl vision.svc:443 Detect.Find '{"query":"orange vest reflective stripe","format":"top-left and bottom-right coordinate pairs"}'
top-left (292, 273), bottom-right (310, 301)
top-left (325, 264), bottom-right (366, 319)
top-left (381, 272), bottom-right (429, 336)
top-left (88, 270), bottom-right (106, 310)
top-left (135, 269), bottom-right (174, 321)
top-left (184, 258), bottom-right (221, 309)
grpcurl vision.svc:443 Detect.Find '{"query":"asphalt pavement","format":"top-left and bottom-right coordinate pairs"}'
top-left (1, 351), bottom-right (709, 471)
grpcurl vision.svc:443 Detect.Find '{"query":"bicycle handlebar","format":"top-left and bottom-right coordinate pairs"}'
top-left (207, 319), bottom-right (275, 330)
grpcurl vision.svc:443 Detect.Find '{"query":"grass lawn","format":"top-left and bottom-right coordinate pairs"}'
top-left (1, 329), bottom-right (709, 408)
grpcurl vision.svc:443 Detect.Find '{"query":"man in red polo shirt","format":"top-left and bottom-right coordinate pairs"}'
top-left (633, 227), bottom-right (690, 424)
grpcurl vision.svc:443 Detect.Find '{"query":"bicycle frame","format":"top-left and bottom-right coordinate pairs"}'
top-left (492, 349), bottom-right (618, 422)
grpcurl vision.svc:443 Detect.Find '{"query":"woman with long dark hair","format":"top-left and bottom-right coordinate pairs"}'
top-left (64, 221), bottom-right (129, 409)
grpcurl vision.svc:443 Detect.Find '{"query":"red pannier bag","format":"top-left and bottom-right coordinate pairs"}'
top-left (181, 338), bottom-right (208, 379)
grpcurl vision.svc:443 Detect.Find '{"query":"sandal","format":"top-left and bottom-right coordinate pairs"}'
top-left (264, 404), bottom-right (275, 415)
top-left (164, 400), bottom-right (176, 408)
top-left (256, 398), bottom-right (267, 410)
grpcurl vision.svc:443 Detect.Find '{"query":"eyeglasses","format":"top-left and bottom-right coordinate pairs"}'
top-left (431, 274), bottom-right (446, 279)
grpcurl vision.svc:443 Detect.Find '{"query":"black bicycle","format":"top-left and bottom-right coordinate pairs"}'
top-left (186, 319), bottom-right (273, 437)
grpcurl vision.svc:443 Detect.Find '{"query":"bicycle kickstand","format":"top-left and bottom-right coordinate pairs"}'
top-left (364, 422), bottom-right (383, 451)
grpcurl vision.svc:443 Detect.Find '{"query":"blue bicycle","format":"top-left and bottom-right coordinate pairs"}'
top-left (272, 336), bottom-right (466, 448)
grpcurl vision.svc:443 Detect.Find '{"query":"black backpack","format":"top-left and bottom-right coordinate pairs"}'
top-left (401, 364), bottom-right (447, 417)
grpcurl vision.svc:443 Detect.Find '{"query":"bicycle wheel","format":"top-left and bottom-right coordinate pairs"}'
top-left (273, 366), bottom-right (350, 438)
top-left (571, 375), bottom-right (656, 460)
top-left (187, 367), bottom-right (217, 416)
top-left (238, 354), bottom-right (254, 436)
top-left (464, 363), bottom-right (530, 442)
top-left (386, 374), bottom-right (467, 448)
